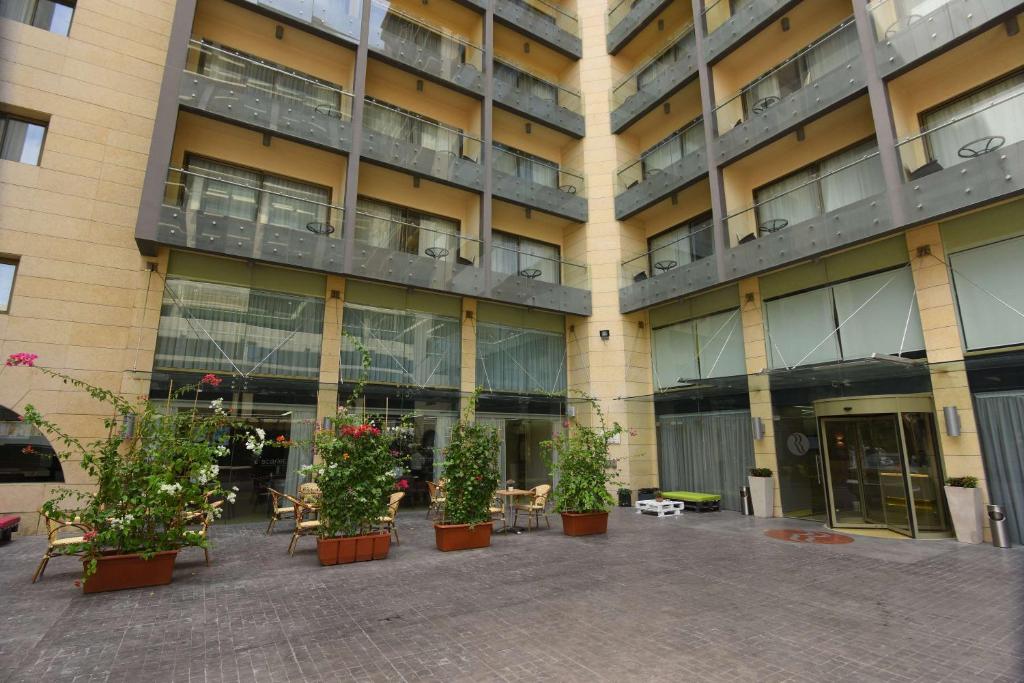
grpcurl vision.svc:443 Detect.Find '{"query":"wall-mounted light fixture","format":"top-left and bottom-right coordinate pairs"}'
top-left (599, 329), bottom-right (610, 341)
top-left (262, 133), bottom-right (272, 147)
top-left (121, 413), bottom-right (137, 439)
top-left (416, 79), bottom-right (424, 92)
top-left (780, 17), bottom-right (790, 31)
top-left (943, 406), bottom-right (961, 437)
top-left (751, 416), bottom-right (765, 440)
top-left (321, 416), bottom-right (332, 430)
top-left (275, 25), bottom-right (284, 39)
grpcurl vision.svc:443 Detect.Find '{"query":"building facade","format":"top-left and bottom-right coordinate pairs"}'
top-left (2, 0), bottom-right (1023, 542)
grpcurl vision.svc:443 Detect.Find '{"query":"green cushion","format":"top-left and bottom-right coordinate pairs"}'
top-left (661, 491), bottom-right (721, 503)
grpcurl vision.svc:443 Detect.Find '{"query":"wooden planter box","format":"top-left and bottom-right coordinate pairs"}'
top-left (560, 511), bottom-right (609, 536)
top-left (317, 532), bottom-right (391, 566)
top-left (434, 522), bottom-right (493, 551)
top-left (82, 550), bottom-right (178, 593)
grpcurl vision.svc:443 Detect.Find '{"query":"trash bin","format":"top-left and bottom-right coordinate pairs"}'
top-left (987, 504), bottom-right (1011, 548)
top-left (637, 487), bottom-right (658, 502)
top-left (617, 488), bottom-right (632, 507)
top-left (740, 486), bottom-right (753, 516)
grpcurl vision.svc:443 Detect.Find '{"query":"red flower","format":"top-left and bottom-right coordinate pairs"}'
top-left (5, 352), bottom-right (38, 367)
top-left (395, 478), bottom-right (409, 491)
top-left (200, 373), bottom-right (222, 387)
top-left (21, 445), bottom-right (35, 454)
top-left (83, 530), bottom-right (97, 541)
top-left (275, 435), bottom-right (287, 443)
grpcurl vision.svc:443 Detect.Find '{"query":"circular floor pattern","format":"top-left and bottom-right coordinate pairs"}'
top-left (764, 528), bottom-right (854, 544)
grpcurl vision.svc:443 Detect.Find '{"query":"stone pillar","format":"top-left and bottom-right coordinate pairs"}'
top-left (316, 276), bottom-right (346, 426)
top-left (460, 298), bottom-right (478, 413)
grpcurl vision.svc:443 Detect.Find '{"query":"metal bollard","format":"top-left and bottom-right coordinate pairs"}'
top-left (987, 505), bottom-right (1011, 548)
top-left (740, 486), bottom-right (753, 516)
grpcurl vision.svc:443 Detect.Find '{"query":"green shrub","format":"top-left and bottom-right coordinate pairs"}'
top-left (542, 395), bottom-right (623, 514)
top-left (946, 476), bottom-right (979, 488)
top-left (441, 390), bottom-right (500, 525)
top-left (750, 467), bottom-right (773, 478)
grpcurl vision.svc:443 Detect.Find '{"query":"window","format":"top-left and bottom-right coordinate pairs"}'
top-left (0, 259), bottom-right (16, 312)
top-left (652, 308), bottom-right (745, 390)
top-left (639, 117), bottom-right (704, 179)
top-left (477, 323), bottom-right (566, 394)
top-left (0, 113), bottom-right (46, 165)
top-left (949, 236), bottom-right (1024, 351)
top-left (354, 196), bottom-right (460, 261)
top-left (363, 97), bottom-right (466, 158)
top-left (492, 141), bottom-right (560, 188)
top-left (0, 0), bottom-right (73, 35)
top-left (647, 213), bottom-right (713, 274)
top-left (494, 59), bottom-right (558, 102)
top-left (492, 230), bottom-right (561, 284)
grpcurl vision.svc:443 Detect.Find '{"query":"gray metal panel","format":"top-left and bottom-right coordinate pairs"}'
top-left (491, 173), bottom-right (588, 223)
top-left (490, 272), bottom-right (592, 315)
top-left (493, 79), bottom-right (584, 138)
top-left (493, 2), bottom-right (581, 59)
top-left (368, 38), bottom-right (484, 97)
top-left (360, 132), bottom-right (485, 192)
top-left (702, 0), bottom-right (800, 64)
top-left (606, 0), bottom-right (672, 55)
top-left (614, 151), bottom-right (708, 220)
top-left (874, 0), bottom-right (1024, 78)
top-left (610, 32), bottom-right (697, 133)
top-left (619, 256), bottom-right (719, 313)
top-left (715, 59), bottom-right (866, 165)
top-left (178, 72), bottom-right (354, 154)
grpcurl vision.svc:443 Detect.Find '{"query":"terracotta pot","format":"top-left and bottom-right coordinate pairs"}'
top-left (82, 550), bottom-right (177, 593)
top-left (560, 511), bottom-right (609, 536)
top-left (434, 521), bottom-right (493, 551)
top-left (317, 532), bottom-right (391, 566)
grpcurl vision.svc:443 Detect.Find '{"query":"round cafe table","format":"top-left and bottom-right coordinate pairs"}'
top-left (495, 488), bottom-right (533, 534)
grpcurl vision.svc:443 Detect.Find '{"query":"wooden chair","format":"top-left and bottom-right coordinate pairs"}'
top-left (489, 496), bottom-right (507, 532)
top-left (287, 495), bottom-right (320, 556)
top-left (182, 500), bottom-right (224, 566)
top-left (426, 480), bottom-right (446, 519)
top-left (513, 484), bottom-right (551, 531)
top-left (32, 511), bottom-right (91, 583)
top-left (266, 487), bottom-right (295, 535)
top-left (378, 492), bottom-right (405, 545)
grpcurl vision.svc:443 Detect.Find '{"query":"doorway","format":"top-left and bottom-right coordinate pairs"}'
top-left (816, 395), bottom-right (947, 538)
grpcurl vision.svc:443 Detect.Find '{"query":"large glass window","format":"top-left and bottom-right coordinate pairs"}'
top-left (491, 231), bottom-right (561, 284)
top-left (647, 214), bottom-right (714, 274)
top-left (363, 96), bottom-right (465, 157)
top-left (355, 196), bottom-right (460, 261)
top-left (0, 113), bottom-right (46, 165)
top-left (0, 259), bottom-right (16, 312)
top-left (155, 279), bottom-right (325, 379)
top-left (495, 59), bottom-right (558, 102)
top-left (493, 141), bottom-right (560, 188)
top-left (0, 0), bottom-right (73, 35)
top-left (652, 308), bottom-right (745, 390)
top-left (949, 236), bottom-right (1024, 351)
top-left (341, 304), bottom-right (461, 389)
top-left (639, 117), bottom-right (705, 178)
top-left (477, 323), bottom-right (566, 395)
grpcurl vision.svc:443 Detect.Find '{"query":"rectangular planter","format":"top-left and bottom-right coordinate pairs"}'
top-left (560, 511), bottom-right (608, 536)
top-left (945, 486), bottom-right (983, 544)
top-left (749, 476), bottom-right (775, 518)
top-left (317, 532), bottom-right (391, 566)
top-left (82, 550), bottom-right (177, 593)
top-left (434, 522), bottom-right (493, 551)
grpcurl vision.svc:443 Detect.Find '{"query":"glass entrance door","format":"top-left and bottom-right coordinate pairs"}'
top-left (821, 415), bottom-right (913, 536)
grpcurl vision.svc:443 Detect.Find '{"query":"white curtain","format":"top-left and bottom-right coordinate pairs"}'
top-left (754, 167), bottom-right (819, 229)
top-left (259, 176), bottom-right (329, 231)
top-left (649, 226), bottom-right (691, 269)
top-left (519, 239), bottom-right (560, 284)
top-left (802, 23), bottom-right (858, 84)
top-left (696, 309), bottom-right (745, 378)
top-left (355, 197), bottom-right (406, 251)
top-left (949, 236), bottom-right (1024, 350)
top-left (187, 158), bottom-right (260, 222)
top-left (652, 323), bottom-right (698, 390)
top-left (284, 407), bottom-right (316, 495)
top-left (818, 141), bottom-right (885, 213)
top-left (417, 214), bottom-right (458, 260)
top-left (832, 268), bottom-right (924, 360)
top-left (922, 74), bottom-right (1024, 168)
top-left (491, 231), bottom-right (520, 276)
top-left (764, 288), bottom-right (841, 368)
top-left (476, 323), bottom-right (566, 395)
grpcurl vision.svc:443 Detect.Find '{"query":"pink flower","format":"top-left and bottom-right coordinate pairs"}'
top-left (562, 420), bottom-right (570, 428)
top-left (395, 478), bottom-right (409, 491)
top-left (5, 352), bottom-right (37, 367)
top-left (200, 373), bottom-right (222, 387)
top-left (83, 530), bottom-right (97, 541)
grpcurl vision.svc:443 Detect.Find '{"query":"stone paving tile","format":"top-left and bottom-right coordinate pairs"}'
top-left (2, 509), bottom-right (1023, 682)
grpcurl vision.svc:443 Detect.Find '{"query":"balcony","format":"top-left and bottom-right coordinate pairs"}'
top-left (367, 1), bottom-right (484, 97)
top-left (606, 0), bottom-right (673, 55)
top-left (360, 99), bottom-right (484, 193)
top-left (492, 146), bottom-right (588, 222)
top-left (614, 118), bottom-right (707, 220)
top-left (240, 0), bottom-right (361, 46)
top-left (491, 241), bottom-right (591, 314)
top-left (868, 0), bottom-right (1024, 78)
top-left (712, 19), bottom-right (864, 164)
top-left (610, 25), bottom-right (698, 133)
top-left (700, 0), bottom-right (801, 64)
top-left (494, 59), bottom-right (584, 138)
top-left (618, 223), bottom-right (718, 312)
top-left (494, 0), bottom-right (581, 59)
top-left (179, 41), bottom-right (356, 154)
top-left (158, 166), bottom-right (346, 271)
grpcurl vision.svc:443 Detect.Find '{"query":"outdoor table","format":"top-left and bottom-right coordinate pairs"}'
top-left (496, 488), bottom-right (533, 534)
top-left (635, 499), bottom-right (684, 518)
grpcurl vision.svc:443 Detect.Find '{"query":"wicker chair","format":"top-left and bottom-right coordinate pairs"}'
top-left (182, 500), bottom-right (224, 566)
top-left (426, 480), bottom-right (446, 519)
top-left (287, 495), bottom-right (320, 556)
top-left (32, 511), bottom-right (91, 583)
top-left (489, 496), bottom-right (507, 532)
top-left (378, 491), bottom-right (405, 545)
top-left (266, 488), bottom-right (295, 535)
top-left (298, 482), bottom-right (321, 505)
top-left (513, 484), bottom-right (551, 531)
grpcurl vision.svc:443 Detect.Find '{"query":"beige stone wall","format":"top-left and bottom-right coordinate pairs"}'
top-left (0, 1), bottom-right (175, 532)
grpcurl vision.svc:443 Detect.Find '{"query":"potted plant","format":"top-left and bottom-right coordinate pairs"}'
top-left (434, 390), bottom-right (500, 551)
top-left (944, 476), bottom-right (983, 544)
top-left (748, 467), bottom-right (774, 518)
top-left (7, 353), bottom-right (258, 592)
top-left (542, 397), bottom-right (623, 537)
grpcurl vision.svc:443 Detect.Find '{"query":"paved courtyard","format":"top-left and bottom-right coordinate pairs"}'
top-left (2, 508), bottom-right (1022, 682)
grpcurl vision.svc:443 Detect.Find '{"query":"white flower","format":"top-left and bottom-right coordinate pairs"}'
top-left (210, 398), bottom-right (226, 415)
top-left (158, 482), bottom-right (182, 495)
top-left (255, 427), bottom-right (266, 440)
top-left (225, 491), bottom-right (237, 504)
top-left (231, 485), bottom-right (239, 492)
top-left (215, 445), bottom-right (229, 458)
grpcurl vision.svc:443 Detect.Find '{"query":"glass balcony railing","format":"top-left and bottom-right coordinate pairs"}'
top-left (896, 88), bottom-right (1024, 182)
top-left (506, 0), bottom-right (580, 38)
top-left (493, 145), bottom-right (586, 197)
top-left (494, 58), bottom-right (582, 115)
top-left (713, 19), bottom-right (858, 135)
top-left (493, 243), bottom-right (589, 289)
top-left (248, 0), bottom-right (362, 42)
top-left (700, 0), bottom-right (755, 35)
top-left (724, 149), bottom-right (884, 244)
top-left (619, 223), bottom-right (714, 288)
top-left (183, 39), bottom-right (355, 121)
top-left (616, 117), bottom-right (705, 193)
top-left (607, 0), bottom-right (645, 33)
top-left (611, 25), bottom-right (695, 110)
top-left (368, 1), bottom-right (484, 80)
top-left (867, 0), bottom-right (954, 41)
top-left (353, 210), bottom-right (481, 265)
top-left (161, 167), bottom-right (345, 243)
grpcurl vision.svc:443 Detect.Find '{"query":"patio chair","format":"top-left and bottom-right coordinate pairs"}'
top-left (182, 500), bottom-right (224, 566)
top-left (266, 487), bottom-right (295, 535)
top-left (298, 482), bottom-right (321, 505)
top-left (513, 484), bottom-right (551, 531)
top-left (489, 496), bottom-right (507, 532)
top-left (287, 495), bottom-right (320, 556)
top-left (426, 481), bottom-right (446, 520)
top-left (32, 510), bottom-right (91, 583)
top-left (378, 491), bottom-right (405, 545)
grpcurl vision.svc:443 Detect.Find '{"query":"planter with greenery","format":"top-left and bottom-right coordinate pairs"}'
top-left (6, 353), bottom-right (260, 592)
top-left (748, 467), bottom-right (775, 518)
top-left (944, 476), bottom-right (983, 544)
top-left (542, 397), bottom-right (623, 537)
top-left (435, 391), bottom-right (500, 551)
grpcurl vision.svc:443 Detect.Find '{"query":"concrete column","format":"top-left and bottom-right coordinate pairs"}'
top-left (317, 276), bottom-right (346, 426)
top-left (460, 298), bottom-right (478, 413)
